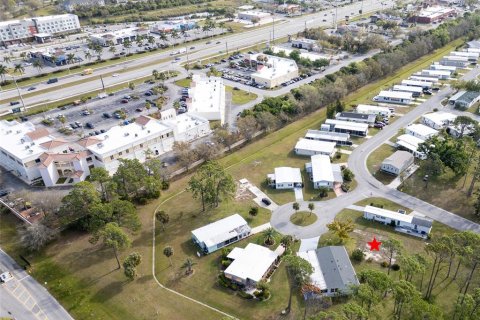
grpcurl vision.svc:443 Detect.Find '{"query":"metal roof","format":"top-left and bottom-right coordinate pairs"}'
top-left (315, 246), bottom-right (359, 292)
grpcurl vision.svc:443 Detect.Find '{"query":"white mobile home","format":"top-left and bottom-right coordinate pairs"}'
top-left (355, 104), bottom-right (391, 117)
top-left (294, 138), bottom-right (336, 157)
top-left (392, 85), bottom-right (423, 97)
top-left (409, 76), bottom-right (439, 84)
top-left (419, 69), bottom-right (451, 80)
top-left (324, 119), bottom-right (369, 137)
top-left (448, 91), bottom-right (480, 110)
top-left (429, 63), bottom-right (457, 72)
top-left (401, 79), bottom-right (433, 89)
top-left (440, 55), bottom-right (469, 68)
top-left (305, 154), bottom-right (342, 189)
top-left (406, 123), bottom-right (439, 141)
top-left (267, 167), bottom-right (303, 189)
top-left (363, 205), bottom-right (433, 236)
top-left (335, 112), bottom-right (376, 126)
top-left (381, 150), bottom-right (414, 176)
top-left (373, 91), bottom-right (413, 105)
top-left (395, 134), bottom-right (427, 159)
top-left (191, 214), bottom-right (251, 254)
top-left (421, 112), bottom-right (457, 129)
top-left (450, 51), bottom-right (479, 61)
top-left (305, 130), bottom-right (352, 146)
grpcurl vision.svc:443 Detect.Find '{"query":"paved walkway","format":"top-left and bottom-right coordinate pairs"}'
top-left (298, 237), bottom-right (320, 252)
top-left (346, 205), bottom-right (365, 211)
top-left (294, 187), bottom-right (304, 201)
top-left (251, 222), bottom-right (271, 234)
top-left (387, 164), bottom-right (419, 189)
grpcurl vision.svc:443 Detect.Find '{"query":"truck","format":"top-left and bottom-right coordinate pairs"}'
top-left (170, 48), bottom-right (186, 56)
top-left (82, 68), bottom-right (93, 75)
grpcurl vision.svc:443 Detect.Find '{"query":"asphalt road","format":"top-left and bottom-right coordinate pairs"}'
top-left (0, 248), bottom-right (74, 320)
top-left (0, 0), bottom-right (396, 113)
top-left (271, 67), bottom-right (480, 238)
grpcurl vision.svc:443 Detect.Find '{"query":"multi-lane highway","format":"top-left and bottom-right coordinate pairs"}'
top-left (0, 0), bottom-right (396, 113)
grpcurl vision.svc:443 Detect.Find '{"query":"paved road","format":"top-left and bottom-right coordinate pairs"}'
top-left (271, 68), bottom-right (480, 238)
top-left (0, 248), bottom-right (74, 320)
top-left (0, 0), bottom-right (396, 113)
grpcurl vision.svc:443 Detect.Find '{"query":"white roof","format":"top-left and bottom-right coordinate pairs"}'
top-left (364, 205), bottom-right (413, 224)
top-left (409, 76), bottom-right (439, 83)
top-left (187, 75), bottom-right (225, 121)
top-left (295, 138), bottom-right (336, 154)
top-left (297, 250), bottom-right (327, 290)
top-left (250, 54), bottom-right (298, 80)
top-left (401, 79), bottom-right (433, 87)
top-left (430, 63), bottom-right (457, 71)
top-left (86, 118), bottom-right (172, 156)
top-left (239, 10), bottom-right (271, 18)
top-left (356, 104), bottom-right (391, 113)
top-left (442, 55), bottom-right (469, 62)
top-left (162, 112), bottom-right (209, 135)
top-left (33, 14), bottom-right (78, 21)
top-left (406, 123), bottom-right (439, 137)
top-left (422, 112), bottom-right (457, 126)
top-left (377, 90), bottom-right (413, 100)
top-left (396, 134), bottom-right (424, 152)
top-left (305, 130), bottom-right (350, 142)
top-left (392, 85), bottom-right (423, 93)
top-left (91, 27), bottom-right (140, 39)
top-left (191, 214), bottom-right (249, 247)
top-left (325, 119), bottom-right (369, 131)
top-left (0, 120), bottom-right (52, 162)
top-left (310, 154), bottom-right (334, 183)
top-left (421, 69), bottom-right (451, 76)
top-left (450, 51), bottom-right (480, 58)
top-left (274, 167), bottom-right (302, 184)
top-left (224, 243), bottom-right (278, 283)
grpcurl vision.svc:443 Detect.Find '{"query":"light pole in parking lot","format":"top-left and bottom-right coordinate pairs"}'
top-left (7, 73), bottom-right (26, 112)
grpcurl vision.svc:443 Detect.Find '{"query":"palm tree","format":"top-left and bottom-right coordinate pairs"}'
top-left (219, 21), bottom-right (226, 30)
top-left (0, 64), bottom-right (8, 82)
top-left (3, 56), bottom-right (12, 64)
top-left (181, 258), bottom-right (196, 275)
top-left (155, 210), bottom-right (169, 231)
top-left (94, 45), bottom-right (103, 60)
top-left (308, 203), bottom-right (315, 217)
top-left (109, 46), bottom-right (117, 56)
top-left (159, 32), bottom-right (168, 45)
top-left (292, 202), bottom-right (300, 214)
top-left (123, 39), bottom-right (132, 54)
top-left (13, 64), bottom-right (24, 75)
top-left (170, 29), bottom-right (180, 45)
top-left (163, 246), bottom-right (174, 267)
top-left (152, 69), bottom-right (159, 80)
top-left (135, 35), bottom-right (144, 47)
top-left (85, 51), bottom-right (92, 61)
top-left (327, 219), bottom-right (354, 244)
top-left (262, 227), bottom-right (277, 246)
top-left (147, 36), bottom-right (155, 45)
top-left (19, 52), bottom-right (27, 61)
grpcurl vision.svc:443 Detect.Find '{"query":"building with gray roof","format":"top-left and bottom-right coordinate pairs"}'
top-left (381, 150), bottom-right (414, 176)
top-left (448, 91), bottom-right (480, 110)
top-left (335, 112), bottom-right (376, 126)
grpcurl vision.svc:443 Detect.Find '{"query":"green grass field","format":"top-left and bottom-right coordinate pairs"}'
top-left (290, 211), bottom-right (317, 226)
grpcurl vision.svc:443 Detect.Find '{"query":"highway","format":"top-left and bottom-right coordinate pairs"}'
top-left (0, 0), bottom-right (395, 113)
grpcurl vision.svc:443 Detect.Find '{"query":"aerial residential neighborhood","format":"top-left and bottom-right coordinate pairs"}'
top-left (0, 0), bottom-right (480, 320)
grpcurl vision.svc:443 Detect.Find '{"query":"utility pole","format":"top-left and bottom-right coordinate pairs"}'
top-left (10, 74), bottom-right (26, 112)
top-left (99, 75), bottom-right (105, 91)
top-left (225, 41), bottom-right (229, 55)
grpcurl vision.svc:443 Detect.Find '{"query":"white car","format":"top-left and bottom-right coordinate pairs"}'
top-left (24, 62), bottom-right (32, 66)
top-left (0, 271), bottom-right (14, 283)
top-left (112, 73), bottom-right (119, 77)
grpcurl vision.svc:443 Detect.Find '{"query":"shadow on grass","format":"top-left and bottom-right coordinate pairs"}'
top-left (91, 280), bottom-right (125, 303)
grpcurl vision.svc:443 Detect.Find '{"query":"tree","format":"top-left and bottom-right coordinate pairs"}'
top-left (18, 223), bottom-right (56, 252)
top-left (109, 45), bottom-right (117, 55)
top-left (454, 116), bottom-right (477, 139)
top-left (280, 235), bottom-right (293, 250)
top-left (60, 181), bottom-right (101, 227)
top-left (236, 115), bottom-right (258, 140)
top-left (173, 141), bottom-right (197, 171)
top-left (89, 167), bottom-right (111, 200)
top-left (342, 302), bottom-right (368, 320)
top-left (0, 64), bottom-right (7, 82)
top-left (249, 206), bottom-right (259, 217)
top-left (308, 202), bottom-right (315, 216)
top-left (424, 152), bottom-right (444, 179)
top-left (382, 238), bottom-right (403, 275)
top-left (123, 252), bottom-right (142, 280)
top-left (194, 142), bottom-right (220, 161)
top-left (392, 280), bottom-right (420, 319)
top-left (128, 82), bottom-right (135, 91)
top-left (398, 254), bottom-right (423, 282)
top-left (424, 236), bottom-right (450, 299)
top-left (292, 202), bottom-right (300, 214)
top-left (213, 126), bottom-right (238, 151)
top-left (112, 159), bottom-right (160, 200)
top-left (163, 246), bottom-right (174, 267)
top-left (155, 210), bottom-right (169, 231)
top-left (181, 258), bottom-right (196, 275)
top-left (284, 255), bottom-right (313, 313)
top-left (66, 53), bottom-right (75, 65)
top-left (262, 227), bottom-right (277, 246)
top-left (256, 111), bottom-right (280, 132)
top-left (85, 51), bottom-right (92, 61)
top-left (342, 168), bottom-right (355, 182)
top-left (327, 219), bottom-right (354, 243)
top-left (13, 63), bottom-right (24, 75)
top-left (32, 60), bottom-right (43, 74)
top-left (357, 269), bottom-right (393, 300)
top-left (91, 222), bottom-right (131, 269)
top-left (123, 39), bottom-right (132, 54)
top-left (318, 186), bottom-right (329, 198)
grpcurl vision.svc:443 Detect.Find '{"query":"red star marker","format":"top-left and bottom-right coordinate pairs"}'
top-left (368, 237), bottom-right (382, 251)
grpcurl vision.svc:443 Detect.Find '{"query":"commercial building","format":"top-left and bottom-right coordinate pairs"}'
top-left (392, 85), bottom-right (423, 97)
top-left (150, 20), bottom-right (197, 34)
top-left (305, 154), bottom-right (343, 189)
top-left (64, 0), bottom-right (105, 12)
top-left (363, 206), bottom-right (433, 237)
top-left (30, 48), bottom-right (67, 66)
top-left (410, 6), bottom-right (455, 24)
top-left (267, 167), bottom-right (303, 189)
top-left (159, 109), bottom-right (210, 142)
top-left (0, 14), bottom-right (81, 46)
top-left (294, 138), bottom-right (337, 157)
top-left (89, 27), bottom-right (150, 46)
top-left (381, 150), bottom-right (414, 176)
top-left (395, 134), bottom-right (427, 159)
top-left (187, 75), bottom-right (226, 125)
top-left (248, 53), bottom-right (299, 88)
top-left (421, 112), bottom-right (457, 130)
top-left (324, 119), bottom-right (369, 137)
top-left (305, 130), bottom-right (352, 146)
top-left (298, 246), bottom-right (359, 297)
top-left (291, 38), bottom-right (318, 50)
top-left (406, 123), bottom-right (439, 141)
top-left (335, 112), bottom-right (376, 126)
top-left (373, 91), bottom-right (413, 105)
top-left (401, 79), bottom-right (434, 89)
top-left (191, 214), bottom-right (251, 254)
top-left (448, 91), bottom-right (480, 110)
top-left (224, 243), bottom-right (279, 287)
top-left (238, 10), bottom-right (271, 22)
top-left (449, 51), bottom-right (479, 61)
top-left (418, 69), bottom-right (452, 80)
top-left (355, 104), bottom-right (392, 117)
top-left (440, 55), bottom-right (469, 68)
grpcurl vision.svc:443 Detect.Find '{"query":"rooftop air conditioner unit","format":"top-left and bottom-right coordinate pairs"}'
top-left (105, 135), bottom-right (109, 139)
top-left (97, 143), bottom-right (103, 148)
top-left (31, 142), bottom-right (35, 146)
top-left (124, 133), bottom-right (129, 136)
top-left (16, 130), bottom-right (21, 134)
top-left (20, 139), bottom-right (25, 144)
top-left (147, 130), bottom-right (150, 133)
top-left (29, 149), bottom-right (33, 153)
top-left (25, 145), bottom-right (29, 149)
top-left (135, 133), bottom-right (138, 137)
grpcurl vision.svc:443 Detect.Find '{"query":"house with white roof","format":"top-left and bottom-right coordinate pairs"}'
top-left (305, 154), bottom-right (342, 189)
top-left (418, 69), bottom-right (452, 80)
top-left (191, 214), bottom-right (251, 254)
top-left (159, 109), bottom-right (210, 142)
top-left (421, 112), bottom-right (457, 130)
top-left (304, 130), bottom-right (352, 146)
top-left (392, 85), bottom-right (423, 97)
top-left (248, 53), bottom-right (298, 88)
top-left (238, 10), bottom-right (271, 22)
top-left (298, 246), bottom-right (359, 297)
top-left (429, 63), bottom-right (457, 72)
top-left (324, 119), bottom-right (369, 137)
top-left (401, 79), bottom-right (433, 89)
top-left (450, 51), bottom-right (479, 62)
top-left (405, 123), bottom-right (438, 141)
top-left (373, 91), bottom-right (413, 105)
top-left (224, 243), bottom-right (279, 286)
top-left (409, 76), bottom-right (439, 84)
top-left (440, 55), bottom-right (469, 68)
top-left (363, 205), bottom-right (433, 237)
top-left (381, 150), bottom-right (414, 176)
top-left (294, 138), bottom-right (336, 157)
top-left (335, 112), bottom-right (376, 126)
top-left (267, 167), bottom-right (303, 189)
top-left (89, 27), bottom-right (149, 46)
top-left (187, 74), bottom-right (226, 125)
top-left (355, 104), bottom-right (391, 117)
top-left (85, 116), bottom-right (175, 175)
top-left (395, 134), bottom-right (427, 159)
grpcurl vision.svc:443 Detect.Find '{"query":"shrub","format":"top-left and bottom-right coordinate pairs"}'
top-left (380, 261), bottom-right (389, 268)
top-left (221, 260), bottom-right (231, 268)
top-left (221, 248), bottom-right (232, 258)
top-left (41, 119), bottom-right (53, 126)
top-left (391, 264), bottom-right (400, 271)
top-left (238, 291), bottom-right (254, 299)
top-left (135, 197), bottom-right (148, 205)
top-left (146, 189), bottom-right (160, 199)
top-left (366, 257), bottom-right (373, 263)
top-left (351, 249), bottom-right (365, 262)
top-left (161, 181), bottom-right (170, 190)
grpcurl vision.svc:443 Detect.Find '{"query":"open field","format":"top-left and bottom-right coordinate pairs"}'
top-left (366, 143), bottom-right (397, 185)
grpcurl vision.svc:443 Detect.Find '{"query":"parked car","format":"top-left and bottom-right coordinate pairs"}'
top-left (121, 99), bottom-right (129, 103)
top-left (20, 116), bottom-right (28, 122)
top-left (94, 130), bottom-right (101, 135)
top-left (0, 272), bottom-right (14, 283)
top-left (135, 108), bottom-right (143, 112)
top-left (81, 110), bottom-right (90, 116)
top-left (190, 46), bottom-right (195, 50)
top-left (86, 122), bottom-right (94, 129)
top-left (374, 123), bottom-right (384, 129)
top-left (103, 112), bottom-right (111, 118)
top-left (100, 129), bottom-right (106, 133)
top-left (262, 198), bottom-right (272, 206)
top-left (74, 121), bottom-right (82, 128)
top-left (123, 95), bottom-right (132, 100)
top-left (0, 189), bottom-right (10, 197)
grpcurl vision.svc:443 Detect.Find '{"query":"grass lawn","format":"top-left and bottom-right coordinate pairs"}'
top-left (355, 197), bottom-right (411, 213)
top-left (318, 206), bottom-right (478, 318)
top-left (466, 101), bottom-right (479, 114)
top-left (399, 163), bottom-right (480, 223)
top-left (290, 211), bottom-right (317, 226)
top-left (366, 143), bottom-right (397, 185)
top-left (174, 78), bottom-right (192, 87)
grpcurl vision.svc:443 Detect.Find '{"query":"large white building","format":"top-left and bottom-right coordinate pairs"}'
top-left (237, 10), bottom-right (271, 22)
top-left (159, 109), bottom-right (211, 142)
top-left (392, 85), bottom-right (423, 97)
top-left (373, 91), bottom-right (413, 105)
top-left (248, 53), bottom-right (298, 88)
top-left (89, 27), bottom-right (150, 46)
top-left (421, 112), bottom-right (457, 130)
top-left (294, 138), bottom-right (336, 157)
top-left (0, 14), bottom-right (81, 45)
top-left (187, 75), bottom-right (226, 125)
top-left (305, 154), bottom-right (342, 189)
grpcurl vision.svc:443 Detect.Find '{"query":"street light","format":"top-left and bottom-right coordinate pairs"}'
top-left (7, 73), bottom-right (26, 112)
